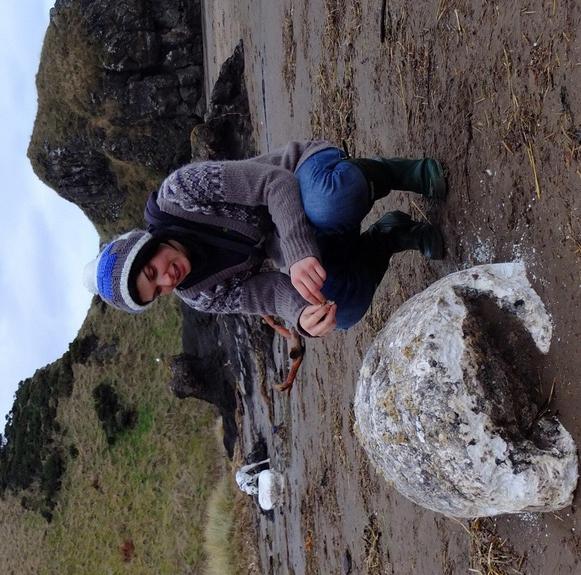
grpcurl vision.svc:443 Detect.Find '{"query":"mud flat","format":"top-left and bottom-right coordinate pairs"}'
top-left (203, 1), bottom-right (581, 573)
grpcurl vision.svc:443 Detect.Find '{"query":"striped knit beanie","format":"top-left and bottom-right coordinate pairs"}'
top-left (83, 229), bottom-right (154, 313)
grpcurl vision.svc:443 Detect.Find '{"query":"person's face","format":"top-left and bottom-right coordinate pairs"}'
top-left (135, 241), bottom-right (191, 304)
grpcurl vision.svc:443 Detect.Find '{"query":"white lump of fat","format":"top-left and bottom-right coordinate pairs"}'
top-left (354, 262), bottom-right (578, 518)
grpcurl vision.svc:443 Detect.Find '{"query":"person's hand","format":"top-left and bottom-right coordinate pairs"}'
top-left (299, 302), bottom-right (337, 337)
top-left (289, 256), bottom-right (327, 305)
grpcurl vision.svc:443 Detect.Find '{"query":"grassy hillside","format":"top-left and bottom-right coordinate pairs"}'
top-left (0, 297), bottom-right (225, 574)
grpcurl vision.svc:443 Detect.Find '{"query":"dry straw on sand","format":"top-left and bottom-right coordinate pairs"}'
top-left (463, 518), bottom-right (526, 575)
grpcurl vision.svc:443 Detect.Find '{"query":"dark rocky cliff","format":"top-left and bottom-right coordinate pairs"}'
top-left (28, 0), bottom-right (205, 229)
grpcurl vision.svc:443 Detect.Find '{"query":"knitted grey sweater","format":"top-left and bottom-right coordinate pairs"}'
top-left (155, 140), bottom-right (333, 329)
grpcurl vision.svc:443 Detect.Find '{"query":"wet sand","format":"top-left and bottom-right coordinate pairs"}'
top-left (204, 1), bottom-right (581, 573)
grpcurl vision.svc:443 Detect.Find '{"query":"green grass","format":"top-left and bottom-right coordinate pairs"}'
top-left (0, 296), bottom-right (226, 574)
top-left (97, 153), bottom-right (165, 239)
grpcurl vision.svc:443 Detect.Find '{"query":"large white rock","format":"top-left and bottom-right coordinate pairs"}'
top-left (354, 262), bottom-right (578, 518)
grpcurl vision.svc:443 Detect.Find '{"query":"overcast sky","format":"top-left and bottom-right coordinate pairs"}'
top-left (0, 1), bottom-right (99, 431)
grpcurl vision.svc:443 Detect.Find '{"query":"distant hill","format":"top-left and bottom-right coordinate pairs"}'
top-left (0, 351), bottom-right (73, 521)
top-left (27, 0), bottom-right (205, 235)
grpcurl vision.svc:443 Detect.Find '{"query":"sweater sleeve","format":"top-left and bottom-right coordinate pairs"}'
top-left (239, 271), bottom-right (309, 329)
top-left (221, 160), bottom-right (320, 267)
top-left (179, 270), bottom-right (309, 331)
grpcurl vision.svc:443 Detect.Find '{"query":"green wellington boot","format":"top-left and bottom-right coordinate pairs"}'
top-left (359, 210), bottom-right (444, 283)
top-left (347, 157), bottom-right (447, 202)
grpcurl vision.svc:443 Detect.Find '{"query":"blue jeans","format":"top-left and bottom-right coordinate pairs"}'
top-left (295, 147), bottom-right (378, 329)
